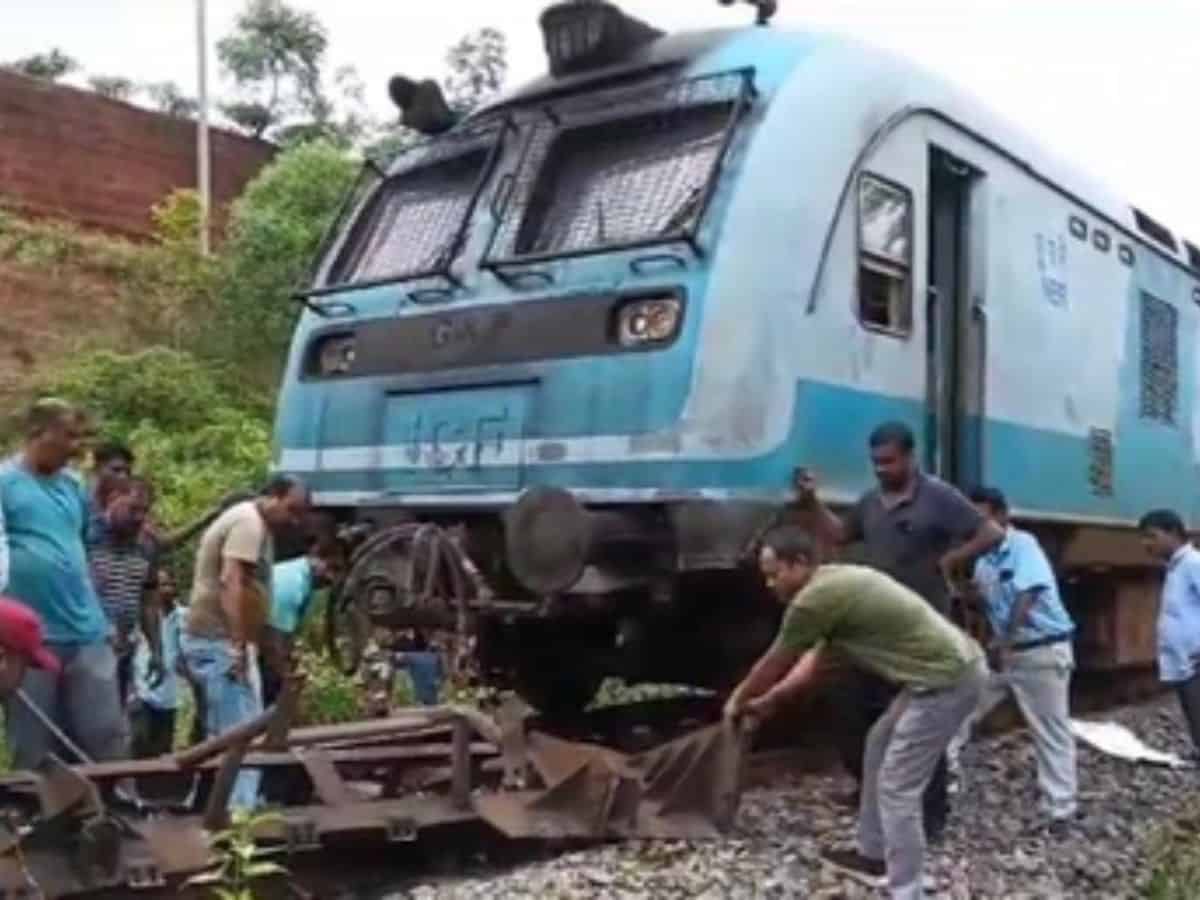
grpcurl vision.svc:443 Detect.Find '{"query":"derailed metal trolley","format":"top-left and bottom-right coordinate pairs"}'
top-left (0, 691), bottom-right (747, 898)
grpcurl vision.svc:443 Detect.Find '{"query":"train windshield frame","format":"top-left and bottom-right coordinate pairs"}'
top-left (482, 67), bottom-right (756, 270)
top-left (309, 123), bottom-right (509, 296)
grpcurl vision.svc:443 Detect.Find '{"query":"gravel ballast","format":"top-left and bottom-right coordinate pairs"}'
top-left (377, 694), bottom-right (1195, 899)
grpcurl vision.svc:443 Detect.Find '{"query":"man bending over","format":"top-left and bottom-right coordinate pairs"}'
top-left (725, 527), bottom-right (986, 900)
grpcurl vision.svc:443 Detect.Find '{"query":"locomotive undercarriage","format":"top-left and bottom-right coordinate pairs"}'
top-left (321, 488), bottom-right (1165, 716)
top-left (323, 490), bottom-right (785, 715)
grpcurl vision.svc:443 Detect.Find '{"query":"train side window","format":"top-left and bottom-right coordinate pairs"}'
top-left (857, 174), bottom-right (912, 335)
top-left (1139, 292), bottom-right (1178, 426)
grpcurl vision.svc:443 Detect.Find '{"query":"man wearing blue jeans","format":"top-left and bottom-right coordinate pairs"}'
top-left (0, 399), bottom-right (128, 769)
top-left (181, 475), bottom-right (310, 811)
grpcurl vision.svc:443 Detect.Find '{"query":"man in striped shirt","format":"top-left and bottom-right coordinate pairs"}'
top-left (89, 477), bottom-right (162, 706)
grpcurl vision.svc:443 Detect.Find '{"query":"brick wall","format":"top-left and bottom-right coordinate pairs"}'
top-left (0, 70), bottom-right (275, 240)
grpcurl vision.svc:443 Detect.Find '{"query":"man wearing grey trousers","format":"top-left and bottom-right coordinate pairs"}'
top-left (725, 527), bottom-right (987, 900)
top-left (948, 487), bottom-right (1078, 833)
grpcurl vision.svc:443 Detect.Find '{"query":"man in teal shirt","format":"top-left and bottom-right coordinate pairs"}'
top-left (0, 399), bottom-right (128, 769)
top-left (260, 536), bottom-right (345, 707)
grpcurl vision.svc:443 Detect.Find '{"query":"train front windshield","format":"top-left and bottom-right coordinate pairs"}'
top-left (510, 103), bottom-right (731, 257)
top-left (311, 70), bottom-right (753, 294)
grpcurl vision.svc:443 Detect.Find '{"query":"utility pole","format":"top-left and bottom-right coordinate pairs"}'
top-left (196, 0), bottom-right (211, 255)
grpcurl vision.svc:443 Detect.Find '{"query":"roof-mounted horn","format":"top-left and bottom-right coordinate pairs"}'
top-left (717, 0), bottom-right (779, 26)
top-left (538, 1), bottom-right (665, 77)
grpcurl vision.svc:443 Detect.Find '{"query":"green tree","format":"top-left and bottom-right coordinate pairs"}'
top-left (88, 75), bottom-right (136, 102)
top-left (145, 81), bottom-right (198, 118)
top-left (217, 0), bottom-right (328, 138)
top-left (221, 101), bottom-right (274, 138)
top-left (40, 348), bottom-right (271, 529)
top-left (270, 66), bottom-right (370, 149)
top-left (110, 190), bottom-right (222, 352)
top-left (363, 127), bottom-right (420, 169)
top-left (208, 139), bottom-right (357, 385)
top-left (444, 28), bottom-right (508, 114)
top-left (366, 27), bottom-right (509, 168)
top-left (6, 48), bottom-right (79, 81)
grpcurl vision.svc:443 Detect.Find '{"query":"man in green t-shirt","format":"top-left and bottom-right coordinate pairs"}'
top-left (725, 527), bottom-right (987, 900)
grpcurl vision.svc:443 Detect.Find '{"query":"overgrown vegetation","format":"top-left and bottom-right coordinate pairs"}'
top-left (186, 808), bottom-right (288, 900)
top-left (0, 2), bottom-right (514, 767)
top-left (5, 0), bottom-right (508, 163)
top-left (210, 140), bottom-right (358, 372)
top-left (0, 138), bottom-right (355, 403)
top-left (41, 349), bottom-right (272, 525)
top-left (1144, 809), bottom-right (1200, 899)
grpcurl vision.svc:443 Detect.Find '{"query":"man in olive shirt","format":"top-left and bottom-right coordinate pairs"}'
top-left (181, 475), bottom-right (309, 811)
top-left (796, 421), bottom-right (1003, 835)
top-left (726, 527), bottom-right (986, 900)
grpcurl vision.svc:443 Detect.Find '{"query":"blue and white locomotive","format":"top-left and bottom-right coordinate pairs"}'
top-left (274, 0), bottom-right (1198, 709)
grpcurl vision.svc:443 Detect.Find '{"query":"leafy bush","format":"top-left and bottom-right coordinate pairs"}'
top-left (1145, 807), bottom-right (1200, 899)
top-left (295, 650), bottom-right (362, 726)
top-left (151, 189), bottom-right (205, 247)
top-left (37, 348), bottom-right (270, 529)
top-left (209, 139), bottom-right (358, 385)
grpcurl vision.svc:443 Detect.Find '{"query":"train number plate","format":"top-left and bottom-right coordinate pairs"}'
top-left (380, 385), bottom-right (531, 490)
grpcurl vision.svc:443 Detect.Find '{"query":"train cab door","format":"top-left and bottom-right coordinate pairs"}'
top-left (925, 147), bottom-right (986, 490)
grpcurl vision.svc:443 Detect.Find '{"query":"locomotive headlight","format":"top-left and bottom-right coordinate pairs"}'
top-left (616, 297), bottom-right (682, 347)
top-left (316, 334), bottom-right (357, 376)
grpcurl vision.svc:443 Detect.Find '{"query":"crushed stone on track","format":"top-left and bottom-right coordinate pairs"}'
top-left (374, 694), bottom-right (1195, 899)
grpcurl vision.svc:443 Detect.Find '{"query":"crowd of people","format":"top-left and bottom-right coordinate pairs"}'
top-left (0, 398), bottom-right (1196, 899)
top-left (725, 421), bottom-right (1200, 900)
top-left (0, 397), bottom-right (445, 814)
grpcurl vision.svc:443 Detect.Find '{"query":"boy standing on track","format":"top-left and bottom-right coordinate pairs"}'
top-left (725, 527), bottom-right (986, 900)
top-left (1138, 509), bottom-right (1200, 758)
top-left (131, 569), bottom-right (188, 757)
top-left (949, 487), bottom-right (1077, 833)
top-left (89, 477), bottom-right (163, 707)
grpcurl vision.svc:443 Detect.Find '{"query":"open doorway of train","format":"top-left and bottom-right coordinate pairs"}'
top-left (925, 146), bottom-right (986, 491)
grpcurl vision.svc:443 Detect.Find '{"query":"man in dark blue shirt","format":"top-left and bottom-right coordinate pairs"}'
top-left (795, 421), bottom-right (1003, 842)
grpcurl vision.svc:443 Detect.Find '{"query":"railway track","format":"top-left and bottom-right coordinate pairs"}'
top-left (0, 665), bottom-right (1163, 899)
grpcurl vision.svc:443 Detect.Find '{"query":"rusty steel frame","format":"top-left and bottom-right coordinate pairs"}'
top-left (0, 688), bottom-right (749, 899)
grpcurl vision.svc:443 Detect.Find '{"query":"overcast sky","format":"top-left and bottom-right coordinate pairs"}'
top-left (4, 1), bottom-right (1198, 238)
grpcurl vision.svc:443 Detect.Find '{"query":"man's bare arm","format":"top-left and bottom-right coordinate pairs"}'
top-left (159, 492), bottom-right (256, 554)
top-left (940, 518), bottom-right (1005, 580)
top-left (749, 647), bottom-right (824, 715)
top-left (219, 556), bottom-right (255, 671)
top-left (1000, 589), bottom-right (1038, 647)
top-left (724, 643), bottom-right (800, 717)
top-left (141, 583), bottom-right (164, 682)
top-left (794, 470), bottom-right (850, 545)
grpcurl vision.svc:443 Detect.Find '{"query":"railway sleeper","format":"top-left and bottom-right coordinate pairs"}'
top-left (0, 695), bottom-right (751, 899)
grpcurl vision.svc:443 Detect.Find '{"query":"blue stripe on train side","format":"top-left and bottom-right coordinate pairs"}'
top-left (290, 377), bottom-right (1197, 523)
